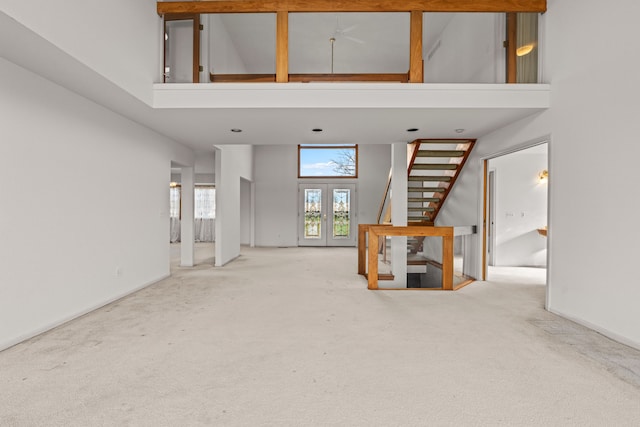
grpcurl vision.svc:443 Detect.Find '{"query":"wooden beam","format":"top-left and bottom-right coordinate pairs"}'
top-left (276, 11), bottom-right (289, 82)
top-left (409, 11), bottom-right (423, 83)
top-left (158, 1), bottom-right (547, 15)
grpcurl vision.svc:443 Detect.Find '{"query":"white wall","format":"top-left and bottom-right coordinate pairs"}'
top-left (240, 179), bottom-right (252, 245)
top-left (254, 145), bottom-right (299, 246)
top-left (214, 145), bottom-right (253, 265)
top-left (542, 0), bottom-right (640, 348)
top-left (254, 144), bottom-right (390, 247)
top-left (208, 14), bottom-right (248, 75)
top-left (424, 13), bottom-right (502, 83)
top-left (490, 146), bottom-right (548, 267)
top-left (0, 58), bottom-right (194, 351)
top-left (439, 0), bottom-right (640, 349)
top-left (0, 0), bottom-right (160, 103)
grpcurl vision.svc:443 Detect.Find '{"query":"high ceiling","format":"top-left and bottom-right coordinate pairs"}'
top-left (0, 10), bottom-right (549, 152)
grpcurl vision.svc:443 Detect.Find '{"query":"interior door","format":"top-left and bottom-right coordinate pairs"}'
top-left (298, 184), bottom-right (356, 247)
top-left (487, 169), bottom-right (497, 266)
top-left (164, 14), bottom-right (200, 83)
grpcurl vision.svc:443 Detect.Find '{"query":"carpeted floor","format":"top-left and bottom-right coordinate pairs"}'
top-left (1, 244), bottom-right (639, 426)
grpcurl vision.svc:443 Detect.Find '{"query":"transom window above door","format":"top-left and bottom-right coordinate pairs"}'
top-left (298, 144), bottom-right (358, 178)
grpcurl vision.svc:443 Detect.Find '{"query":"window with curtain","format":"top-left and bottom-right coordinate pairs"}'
top-left (169, 186), bottom-right (181, 218)
top-left (195, 186), bottom-right (216, 219)
top-left (516, 13), bottom-right (538, 83)
top-left (169, 184), bottom-right (216, 242)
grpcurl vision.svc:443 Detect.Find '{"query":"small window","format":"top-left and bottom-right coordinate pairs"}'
top-left (298, 144), bottom-right (358, 178)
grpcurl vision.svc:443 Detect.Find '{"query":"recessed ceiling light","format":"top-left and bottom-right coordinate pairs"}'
top-left (312, 128), bottom-right (323, 132)
top-left (455, 128), bottom-right (465, 134)
top-left (406, 128), bottom-right (419, 132)
top-left (230, 128), bottom-right (242, 133)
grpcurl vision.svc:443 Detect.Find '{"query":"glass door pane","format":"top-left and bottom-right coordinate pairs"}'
top-left (299, 184), bottom-right (326, 246)
top-left (304, 188), bottom-right (323, 239)
top-left (327, 184), bottom-right (356, 247)
top-left (332, 189), bottom-right (351, 239)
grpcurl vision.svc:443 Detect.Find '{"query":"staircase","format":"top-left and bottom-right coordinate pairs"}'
top-left (370, 138), bottom-right (476, 285)
top-left (407, 139), bottom-right (476, 224)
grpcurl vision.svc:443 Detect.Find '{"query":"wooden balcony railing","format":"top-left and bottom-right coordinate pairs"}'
top-left (358, 224), bottom-right (476, 291)
top-left (210, 73), bottom-right (410, 83)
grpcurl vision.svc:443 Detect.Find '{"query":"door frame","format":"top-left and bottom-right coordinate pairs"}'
top-left (164, 14), bottom-right (201, 83)
top-left (480, 137), bottom-right (549, 281)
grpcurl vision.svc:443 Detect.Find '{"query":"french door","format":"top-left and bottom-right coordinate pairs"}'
top-left (298, 184), bottom-right (356, 247)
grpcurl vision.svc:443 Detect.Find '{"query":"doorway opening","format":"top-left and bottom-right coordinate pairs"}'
top-left (483, 142), bottom-right (548, 285)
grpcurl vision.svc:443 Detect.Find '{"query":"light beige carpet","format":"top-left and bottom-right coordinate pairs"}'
top-left (1, 245), bottom-right (639, 426)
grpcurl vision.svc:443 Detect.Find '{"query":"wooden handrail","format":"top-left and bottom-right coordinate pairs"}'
top-left (210, 73), bottom-right (410, 83)
top-left (158, 1), bottom-right (547, 15)
top-left (376, 168), bottom-right (393, 224)
top-left (427, 139), bottom-right (476, 221)
top-left (375, 140), bottom-right (420, 226)
top-left (407, 139), bottom-right (421, 173)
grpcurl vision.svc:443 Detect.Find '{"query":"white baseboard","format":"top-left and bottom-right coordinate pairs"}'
top-left (0, 274), bottom-right (170, 352)
top-left (548, 308), bottom-right (640, 352)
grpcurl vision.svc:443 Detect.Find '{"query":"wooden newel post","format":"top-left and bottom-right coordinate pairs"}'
top-left (442, 233), bottom-right (454, 290)
top-left (368, 228), bottom-right (379, 290)
top-left (358, 224), bottom-right (367, 275)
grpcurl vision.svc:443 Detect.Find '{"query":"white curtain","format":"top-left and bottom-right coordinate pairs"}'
top-left (195, 218), bottom-right (215, 242)
top-left (170, 217), bottom-right (181, 243)
top-left (516, 13), bottom-right (538, 83)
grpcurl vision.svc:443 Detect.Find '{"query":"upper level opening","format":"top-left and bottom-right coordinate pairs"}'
top-left (158, 1), bottom-right (545, 85)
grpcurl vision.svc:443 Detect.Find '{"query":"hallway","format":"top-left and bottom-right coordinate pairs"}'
top-left (1, 246), bottom-right (639, 426)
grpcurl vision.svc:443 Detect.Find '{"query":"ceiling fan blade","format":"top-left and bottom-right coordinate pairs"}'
top-left (343, 35), bottom-right (365, 44)
top-left (339, 24), bottom-right (358, 35)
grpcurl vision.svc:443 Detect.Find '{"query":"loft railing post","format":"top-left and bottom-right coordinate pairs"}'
top-left (409, 11), bottom-right (423, 83)
top-left (442, 229), bottom-right (454, 290)
top-left (368, 227), bottom-right (379, 290)
top-left (276, 11), bottom-right (289, 82)
top-left (358, 224), bottom-right (367, 275)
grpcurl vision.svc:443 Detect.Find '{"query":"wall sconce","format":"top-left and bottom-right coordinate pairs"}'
top-left (538, 169), bottom-right (549, 183)
top-left (169, 182), bottom-right (179, 188)
top-left (516, 43), bottom-right (536, 57)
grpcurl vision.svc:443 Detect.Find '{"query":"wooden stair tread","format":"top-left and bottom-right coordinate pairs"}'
top-left (416, 150), bottom-right (465, 157)
top-left (408, 187), bottom-right (446, 192)
top-left (416, 139), bottom-right (474, 144)
top-left (408, 207), bottom-right (435, 211)
top-left (408, 197), bottom-right (440, 202)
top-left (408, 176), bottom-right (452, 182)
top-left (411, 164), bottom-right (458, 170)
